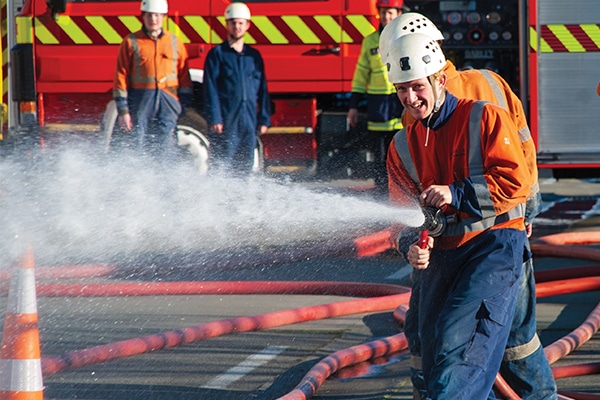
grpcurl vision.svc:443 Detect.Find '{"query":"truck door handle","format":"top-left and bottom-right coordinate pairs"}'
top-left (303, 47), bottom-right (340, 56)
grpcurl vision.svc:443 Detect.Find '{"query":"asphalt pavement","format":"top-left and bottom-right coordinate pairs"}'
top-left (0, 173), bottom-right (598, 400)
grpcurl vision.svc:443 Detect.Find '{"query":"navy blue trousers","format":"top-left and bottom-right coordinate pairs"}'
top-left (408, 229), bottom-right (524, 399)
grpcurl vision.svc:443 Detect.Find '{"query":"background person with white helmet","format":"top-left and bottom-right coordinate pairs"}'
top-left (386, 32), bottom-right (532, 399)
top-left (112, 0), bottom-right (193, 159)
top-left (346, 0), bottom-right (406, 198)
top-left (202, 2), bottom-right (271, 174)
top-left (381, 13), bottom-right (556, 400)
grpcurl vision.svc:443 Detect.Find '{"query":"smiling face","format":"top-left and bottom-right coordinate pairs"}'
top-left (394, 74), bottom-right (446, 121)
top-left (378, 7), bottom-right (401, 28)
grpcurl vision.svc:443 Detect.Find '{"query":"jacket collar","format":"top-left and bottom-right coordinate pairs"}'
top-left (419, 91), bottom-right (459, 130)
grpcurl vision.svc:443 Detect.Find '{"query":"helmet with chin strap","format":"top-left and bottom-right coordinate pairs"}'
top-left (386, 32), bottom-right (445, 84)
top-left (380, 12), bottom-right (444, 64)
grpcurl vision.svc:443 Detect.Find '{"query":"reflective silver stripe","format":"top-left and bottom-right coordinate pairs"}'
top-left (113, 89), bottom-right (128, 98)
top-left (519, 125), bottom-right (532, 143)
top-left (393, 128), bottom-right (422, 190)
top-left (468, 101), bottom-right (496, 219)
top-left (0, 359), bottom-right (44, 391)
top-left (7, 268), bottom-right (37, 314)
top-left (444, 203), bottom-right (525, 236)
top-left (166, 33), bottom-right (179, 82)
top-left (479, 69), bottom-right (507, 110)
top-left (129, 34), bottom-right (147, 84)
top-left (503, 333), bottom-right (541, 361)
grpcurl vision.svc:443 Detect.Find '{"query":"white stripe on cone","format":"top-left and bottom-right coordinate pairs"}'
top-left (7, 268), bottom-right (38, 315)
top-left (0, 359), bottom-right (44, 391)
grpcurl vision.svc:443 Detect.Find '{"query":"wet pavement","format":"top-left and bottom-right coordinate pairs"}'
top-left (0, 173), bottom-right (598, 400)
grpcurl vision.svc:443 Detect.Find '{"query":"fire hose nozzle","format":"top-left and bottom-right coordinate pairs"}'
top-left (419, 206), bottom-right (447, 237)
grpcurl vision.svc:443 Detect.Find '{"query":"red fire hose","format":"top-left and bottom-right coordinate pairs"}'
top-left (11, 230), bottom-right (600, 399)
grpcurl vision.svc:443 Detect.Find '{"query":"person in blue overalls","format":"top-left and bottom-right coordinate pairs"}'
top-left (202, 2), bottom-right (271, 174)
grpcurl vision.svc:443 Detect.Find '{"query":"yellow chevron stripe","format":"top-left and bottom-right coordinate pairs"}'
top-left (540, 37), bottom-right (552, 52)
top-left (547, 24), bottom-right (584, 52)
top-left (167, 18), bottom-right (190, 43)
top-left (119, 16), bottom-right (142, 33)
top-left (581, 23), bottom-right (600, 47)
top-left (315, 15), bottom-right (351, 43)
top-left (346, 15), bottom-right (377, 37)
top-left (34, 17), bottom-right (59, 44)
top-left (56, 15), bottom-right (92, 44)
top-left (17, 16), bottom-right (35, 44)
top-left (529, 26), bottom-right (538, 51)
top-left (281, 15), bottom-right (320, 44)
top-left (85, 16), bottom-right (122, 44)
top-left (252, 15), bottom-right (288, 44)
top-left (183, 16), bottom-right (211, 43)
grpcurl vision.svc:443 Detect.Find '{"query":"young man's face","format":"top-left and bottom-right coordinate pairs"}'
top-left (142, 12), bottom-right (165, 32)
top-left (226, 18), bottom-right (251, 41)
top-left (394, 76), bottom-right (445, 121)
top-left (379, 7), bottom-right (401, 28)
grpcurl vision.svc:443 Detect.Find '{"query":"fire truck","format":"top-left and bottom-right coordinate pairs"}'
top-left (2, 0), bottom-right (600, 177)
top-left (2, 0), bottom-right (379, 177)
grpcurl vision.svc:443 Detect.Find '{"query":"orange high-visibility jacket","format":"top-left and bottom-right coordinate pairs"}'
top-left (402, 61), bottom-right (539, 200)
top-left (388, 98), bottom-right (531, 249)
top-left (113, 30), bottom-right (192, 107)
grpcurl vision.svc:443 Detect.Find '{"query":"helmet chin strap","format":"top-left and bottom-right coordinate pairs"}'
top-left (424, 75), bottom-right (445, 147)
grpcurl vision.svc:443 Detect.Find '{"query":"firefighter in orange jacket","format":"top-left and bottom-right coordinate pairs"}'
top-left (113, 0), bottom-right (192, 158)
top-left (381, 13), bottom-right (556, 400)
top-left (385, 32), bottom-right (531, 398)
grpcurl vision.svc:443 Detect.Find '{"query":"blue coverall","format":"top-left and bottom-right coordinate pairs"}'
top-left (203, 41), bottom-right (271, 173)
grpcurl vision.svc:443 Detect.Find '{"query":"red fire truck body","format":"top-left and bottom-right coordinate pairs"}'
top-left (3, 0), bottom-right (600, 177)
top-left (5, 0), bottom-right (379, 175)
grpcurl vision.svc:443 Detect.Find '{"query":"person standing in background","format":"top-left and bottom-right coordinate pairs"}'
top-left (113, 0), bottom-right (192, 160)
top-left (203, 2), bottom-right (271, 174)
top-left (347, 0), bottom-right (405, 197)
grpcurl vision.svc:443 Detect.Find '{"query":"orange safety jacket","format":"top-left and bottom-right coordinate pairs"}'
top-left (402, 61), bottom-right (539, 201)
top-left (113, 29), bottom-right (192, 111)
top-left (388, 97), bottom-right (531, 249)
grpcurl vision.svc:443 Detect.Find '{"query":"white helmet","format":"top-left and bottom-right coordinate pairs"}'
top-left (386, 32), bottom-right (446, 84)
top-left (140, 0), bottom-right (168, 13)
top-left (380, 12), bottom-right (444, 64)
top-left (225, 2), bottom-right (251, 20)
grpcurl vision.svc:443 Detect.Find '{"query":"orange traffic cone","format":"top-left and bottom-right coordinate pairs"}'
top-left (0, 248), bottom-right (44, 400)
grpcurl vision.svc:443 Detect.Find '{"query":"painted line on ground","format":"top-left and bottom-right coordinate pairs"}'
top-left (202, 345), bottom-right (288, 390)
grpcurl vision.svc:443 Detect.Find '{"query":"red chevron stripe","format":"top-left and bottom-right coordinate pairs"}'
top-left (540, 25), bottom-right (567, 52)
top-left (565, 24), bottom-right (600, 52)
top-left (36, 16), bottom-right (75, 45)
top-left (269, 16), bottom-right (303, 45)
top-left (175, 17), bottom-right (206, 44)
top-left (301, 16), bottom-right (337, 44)
top-left (71, 16), bottom-right (108, 44)
top-left (341, 16), bottom-right (370, 44)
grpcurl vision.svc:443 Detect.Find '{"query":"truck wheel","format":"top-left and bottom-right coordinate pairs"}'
top-left (176, 125), bottom-right (210, 175)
